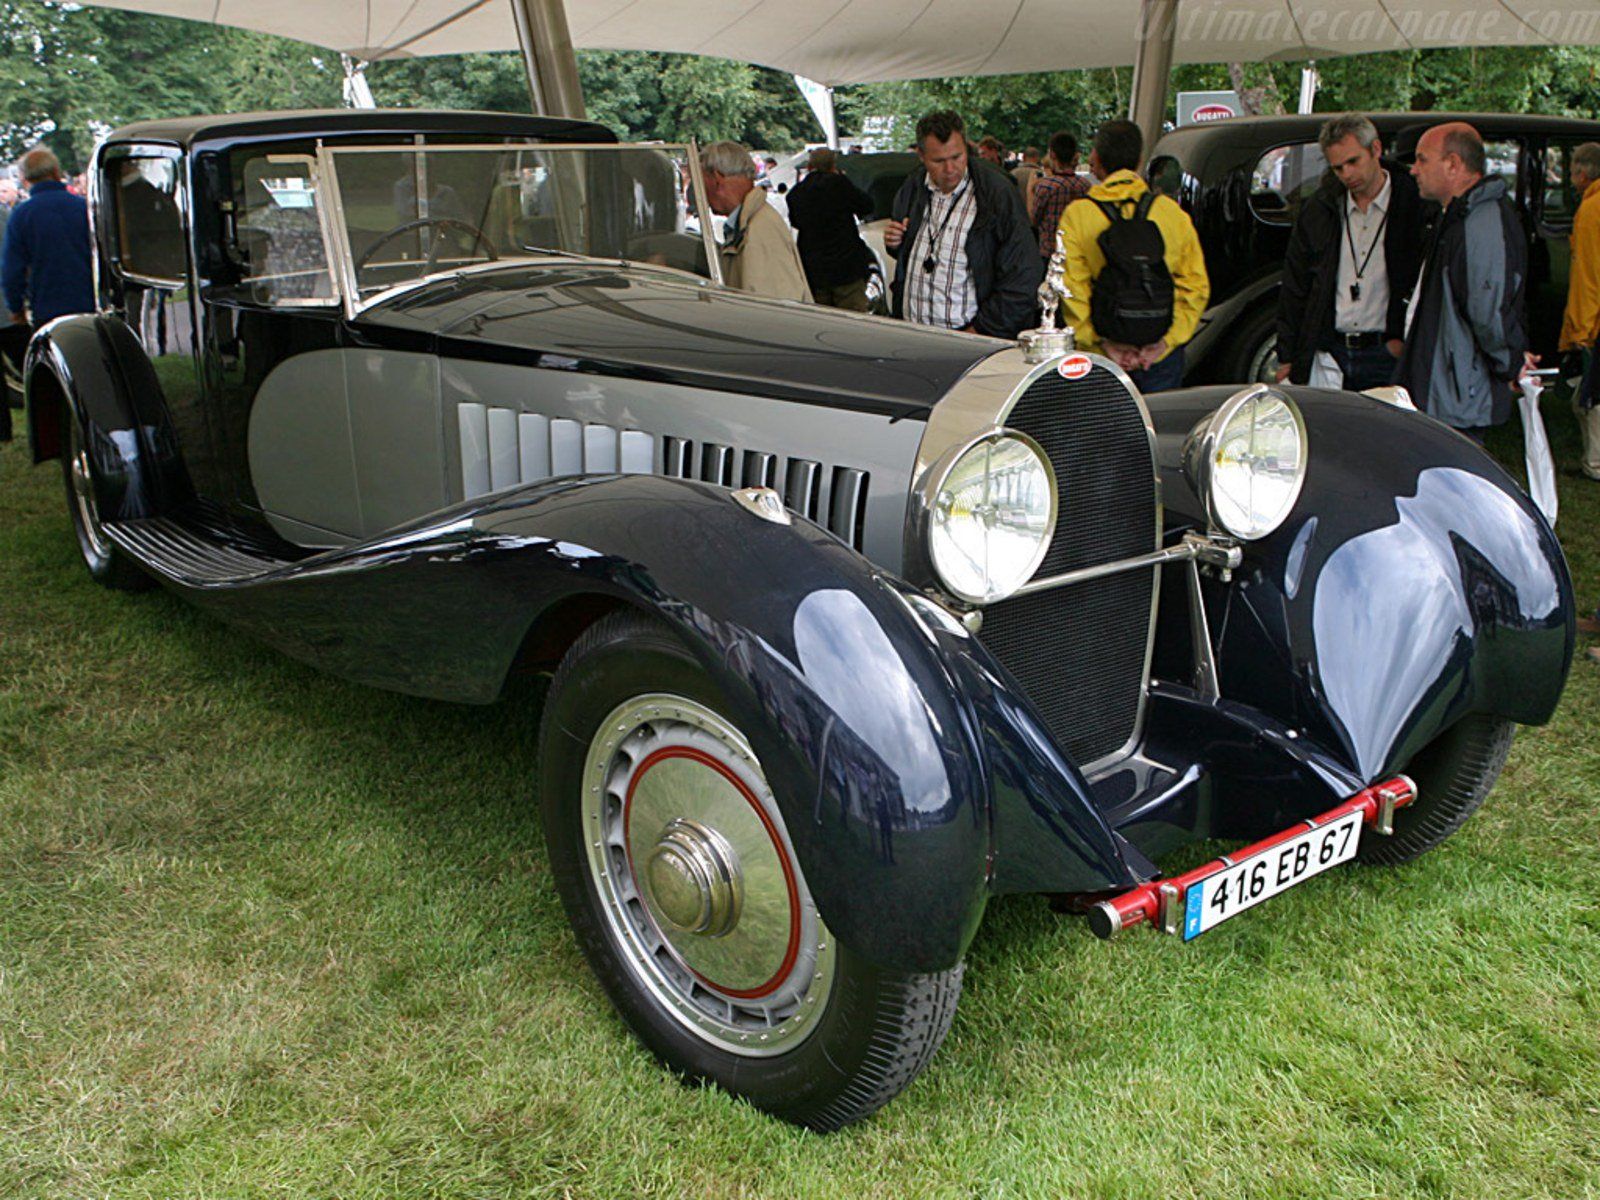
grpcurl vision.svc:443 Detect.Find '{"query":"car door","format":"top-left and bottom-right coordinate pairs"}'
top-left (96, 145), bottom-right (209, 485)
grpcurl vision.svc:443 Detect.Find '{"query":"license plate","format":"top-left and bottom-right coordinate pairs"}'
top-left (1182, 809), bottom-right (1364, 940)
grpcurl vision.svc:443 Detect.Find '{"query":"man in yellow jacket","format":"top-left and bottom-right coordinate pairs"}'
top-left (1559, 142), bottom-right (1600, 480)
top-left (1057, 120), bottom-right (1209, 391)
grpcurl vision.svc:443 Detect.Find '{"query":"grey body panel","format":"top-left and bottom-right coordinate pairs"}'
top-left (247, 347), bottom-right (928, 565)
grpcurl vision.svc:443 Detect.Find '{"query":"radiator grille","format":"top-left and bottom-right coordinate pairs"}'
top-left (979, 365), bottom-right (1158, 767)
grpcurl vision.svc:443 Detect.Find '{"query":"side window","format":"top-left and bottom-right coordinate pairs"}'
top-left (1539, 139), bottom-right (1591, 230)
top-left (110, 157), bottom-right (187, 285)
top-left (1484, 139), bottom-right (1520, 201)
top-left (235, 155), bottom-right (335, 305)
top-left (1249, 143), bottom-right (1326, 225)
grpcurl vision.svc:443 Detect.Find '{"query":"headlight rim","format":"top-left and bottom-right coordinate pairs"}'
top-left (922, 426), bottom-right (1058, 607)
top-left (1185, 383), bottom-right (1308, 543)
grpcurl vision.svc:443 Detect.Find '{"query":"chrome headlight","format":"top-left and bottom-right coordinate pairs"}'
top-left (926, 431), bottom-right (1056, 604)
top-left (1185, 385), bottom-right (1307, 541)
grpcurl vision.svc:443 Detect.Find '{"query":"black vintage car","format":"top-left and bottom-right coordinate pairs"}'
top-left (1154, 112), bottom-right (1600, 382)
top-left (22, 109), bottom-right (1574, 1129)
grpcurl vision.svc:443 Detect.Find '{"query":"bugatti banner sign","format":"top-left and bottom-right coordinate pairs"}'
top-left (1177, 90), bottom-right (1243, 125)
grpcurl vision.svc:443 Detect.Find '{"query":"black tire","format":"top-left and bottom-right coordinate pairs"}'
top-left (59, 394), bottom-right (151, 592)
top-left (1215, 302), bottom-right (1282, 385)
top-left (1359, 713), bottom-right (1515, 866)
top-left (538, 609), bottom-right (963, 1130)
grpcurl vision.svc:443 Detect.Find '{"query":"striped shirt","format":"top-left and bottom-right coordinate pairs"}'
top-left (904, 173), bottom-right (979, 330)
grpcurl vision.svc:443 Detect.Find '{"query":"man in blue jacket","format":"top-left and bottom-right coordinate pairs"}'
top-left (3, 147), bottom-right (94, 331)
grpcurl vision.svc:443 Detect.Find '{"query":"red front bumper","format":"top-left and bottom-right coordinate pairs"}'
top-left (1089, 776), bottom-right (1418, 939)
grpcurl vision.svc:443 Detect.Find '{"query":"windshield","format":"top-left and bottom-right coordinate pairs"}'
top-left (322, 143), bottom-right (714, 300)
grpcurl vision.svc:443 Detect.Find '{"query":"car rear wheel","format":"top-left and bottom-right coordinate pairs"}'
top-left (60, 395), bottom-right (151, 591)
top-left (1360, 713), bottom-right (1515, 866)
top-left (538, 609), bottom-right (963, 1130)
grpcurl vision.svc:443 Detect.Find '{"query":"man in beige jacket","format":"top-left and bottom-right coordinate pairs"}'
top-left (700, 141), bottom-right (812, 303)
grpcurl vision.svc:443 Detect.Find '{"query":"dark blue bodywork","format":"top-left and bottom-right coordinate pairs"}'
top-left (27, 313), bottom-right (1574, 971)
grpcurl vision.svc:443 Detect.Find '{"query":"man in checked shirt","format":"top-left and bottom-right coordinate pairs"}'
top-left (884, 110), bottom-right (1041, 339)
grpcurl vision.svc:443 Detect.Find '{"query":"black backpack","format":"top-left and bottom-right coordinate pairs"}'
top-left (1090, 194), bottom-right (1174, 346)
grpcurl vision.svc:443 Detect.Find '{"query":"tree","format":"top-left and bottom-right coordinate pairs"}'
top-left (1, 1), bottom-right (341, 171)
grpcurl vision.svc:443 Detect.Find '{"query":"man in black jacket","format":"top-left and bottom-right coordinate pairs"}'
top-left (884, 110), bottom-right (1041, 338)
top-left (785, 147), bottom-right (876, 311)
top-left (1274, 113), bottom-right (1428, 391)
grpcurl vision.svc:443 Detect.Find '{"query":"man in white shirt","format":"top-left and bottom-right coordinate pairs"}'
top-left (1274, 114), bottom-right (1427, 392)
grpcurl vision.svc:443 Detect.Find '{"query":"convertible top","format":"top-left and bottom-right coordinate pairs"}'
top-left (103, 108), bottom-right (616, 150)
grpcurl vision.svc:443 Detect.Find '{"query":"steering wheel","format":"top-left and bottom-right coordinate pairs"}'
top-left (354, 217), bottom-right (498, 282)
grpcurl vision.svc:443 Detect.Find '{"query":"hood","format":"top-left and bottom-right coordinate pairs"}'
top-left (1464, 174), bottom-right (1510, 211)
top-left (357, 262), bottom-right (1002, 418)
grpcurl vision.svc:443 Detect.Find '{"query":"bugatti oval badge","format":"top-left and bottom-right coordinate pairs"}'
top-left (1058, 354), bottom-right (1093, 380)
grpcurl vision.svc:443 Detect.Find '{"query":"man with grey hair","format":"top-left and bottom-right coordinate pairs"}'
top-left (1397, 122), bottom-right (1530, 438)
top-left (1274, 113), bottom-right (1426, 391)
top-left (2, 146), bottom-right (94, 331)
top-left (1559, 141), bottom-right (1600, 480)
top-left (699, 141), bottom-right (811, 304)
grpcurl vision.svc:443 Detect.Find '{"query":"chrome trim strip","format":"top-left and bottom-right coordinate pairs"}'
top-left (685, 137), bottom-right (725, 287)
top-left (1011, 540), bottom-right (1196, 597)
top-left (314, 144), bottom-right (361, 320)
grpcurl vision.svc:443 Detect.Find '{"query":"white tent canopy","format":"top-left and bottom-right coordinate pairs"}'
top-left (75, 0), bottom-right (1600, 83)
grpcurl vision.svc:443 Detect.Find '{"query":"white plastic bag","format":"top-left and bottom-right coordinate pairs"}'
top-left (1518, 377), bottom-right (1558, 527)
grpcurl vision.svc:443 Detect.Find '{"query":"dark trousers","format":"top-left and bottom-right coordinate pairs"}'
top-left (1129, 345), bottom-right (1185, 393)
top-left (1326, 341), bottom-right (1397, 391)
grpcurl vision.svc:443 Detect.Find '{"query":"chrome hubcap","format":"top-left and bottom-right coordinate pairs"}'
top-left (66, 417), bottom-right (111, 562)
top-left (645, 818), bottom-right (742, 936)
top-left (583, 694), bottom-right (834, 1056)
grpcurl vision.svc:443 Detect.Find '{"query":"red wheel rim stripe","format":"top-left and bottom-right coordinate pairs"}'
top-left (622, 745), bottom-right (803, 1000)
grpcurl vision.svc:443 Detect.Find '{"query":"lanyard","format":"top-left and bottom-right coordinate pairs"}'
top-left (922, 178), bottom-right (969, 270)
top-left (1344, 199), bottom-right (1388, 287)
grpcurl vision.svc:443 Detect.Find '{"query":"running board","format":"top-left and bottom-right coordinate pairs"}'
top-left (104, 513), bottom-right (292, 584)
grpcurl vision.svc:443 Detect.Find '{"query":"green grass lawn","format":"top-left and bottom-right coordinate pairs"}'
top-left (2, 395), bottom-right (1598, 1199)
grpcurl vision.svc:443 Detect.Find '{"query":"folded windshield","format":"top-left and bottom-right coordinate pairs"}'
top-left (321, 144), bottom-right (715, 300)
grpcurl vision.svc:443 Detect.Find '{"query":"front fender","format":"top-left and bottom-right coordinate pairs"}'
top-left (24, 314), bottom-right (188, 519)
top-left (1145, 385), bottom-right (1574, 781)
top-left (135, 475), bottom-right (1139, 970)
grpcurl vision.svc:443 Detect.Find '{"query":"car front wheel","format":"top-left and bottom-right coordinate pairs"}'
top-left (538, 609), bottom-right (963, 1130)
top-left (1360, 713), bottom-right (1515, 866)
top-left (60, 394), bottom-right (150, 591)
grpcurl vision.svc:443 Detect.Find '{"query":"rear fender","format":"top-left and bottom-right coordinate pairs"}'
top-left (1145, 385), bottom-right (1573, 781)
top-left (24, 315), bottom-right (189, 519)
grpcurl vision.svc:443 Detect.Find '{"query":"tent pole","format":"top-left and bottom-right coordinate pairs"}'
top-left (510, 0), bottom-right (587, 119)
top-left (1128, 0), bottom-right (1179, 159)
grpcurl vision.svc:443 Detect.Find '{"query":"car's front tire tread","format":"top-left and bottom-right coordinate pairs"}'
top-left (1360, 713), bottom-right (1515, 866)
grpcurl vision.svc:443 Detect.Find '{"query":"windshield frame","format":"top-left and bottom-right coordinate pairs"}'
top-left (314, 139), bottom-right (721, 318)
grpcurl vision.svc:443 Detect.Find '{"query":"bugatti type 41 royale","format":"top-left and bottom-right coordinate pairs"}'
top-left (22, 110), bottom-right (1574, 1129)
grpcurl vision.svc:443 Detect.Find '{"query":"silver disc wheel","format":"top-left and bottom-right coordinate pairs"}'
top-left (65, 407), bottom-right (113, 563)
top-left (582, 693), bottom-right (836, 1056)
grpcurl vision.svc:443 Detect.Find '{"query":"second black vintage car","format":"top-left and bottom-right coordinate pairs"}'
top-left (1153, 111), bottom-right (1600, 381)
top-left (21, 109), bottom-right (1574, 1129)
